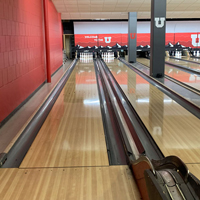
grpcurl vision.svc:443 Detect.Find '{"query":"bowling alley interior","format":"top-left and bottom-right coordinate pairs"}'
top-left (0, 0), bottom-right (200, 199)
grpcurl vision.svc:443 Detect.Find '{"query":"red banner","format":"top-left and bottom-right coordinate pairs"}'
top-left (75, 33), bottom-right (200, 48)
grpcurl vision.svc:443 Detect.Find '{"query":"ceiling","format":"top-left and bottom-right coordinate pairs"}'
top-left (52, 0), bottom-right (200, 20)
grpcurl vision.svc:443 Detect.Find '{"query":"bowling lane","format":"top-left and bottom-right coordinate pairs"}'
top-left (172, 56), bottom-right (200, 64)
top-left (166, 57), bottom-right (200, 71)
top-left (20, 61), bottom-right (109, 168)
top-left (137, 58), bottom-right (200, 91)
top-left (126, 60), bottom-right (200, 108)
top-left (187, 164), bottom-right (200, 180)
top-left (106, 59), bottom-right (200, 164)
top-left (188, 57), bottom-right (200, 63)
top-left (0, 166), bottom-right (140, 200)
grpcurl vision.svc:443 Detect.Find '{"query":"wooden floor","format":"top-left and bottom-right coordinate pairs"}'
top-left (166, 57), bottom-right (200, 91)
top-left (20, 61), bottom-right (109, 168)
top-left (188, 57), bottom-right (200, 64)
top-left (167, 57), bottom-right (200, 70)
top-left (187, 164), bottom-right (200, 180)
top-left (172, 56), bottom-right (200, 64)
top-left (0, 61), bottom-right (141, 199)
top-left (106, 59), bottom-right (200, 169)
top-left (0, 60), bottom-right (73, 154)
top-left (137, 58), bottom-right (200, 91)
top-left (0, 166), bottom-right (141, 200)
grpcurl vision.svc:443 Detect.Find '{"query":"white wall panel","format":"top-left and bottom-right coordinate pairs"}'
top-left (74, 22), bottom-right (128, 34)
top-left (74, 21), bottom-right (200, 34)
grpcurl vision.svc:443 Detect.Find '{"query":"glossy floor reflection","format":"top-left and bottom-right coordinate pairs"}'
top-left (173, 56), bottom-right (200, 64)
top-left (106, 59), bottom-right (200, 165)
top-left (132, 59), bottom-right (200, 107)
top-left (20, 61), bottom-right (109, 168)
top-left (166, 57), bottom-right (200, 71)
top-left (0, 60), bottom-right (73, 153)
top-left (0, 166), bottom-right (141, 200)
top-left (137, 58), bottom-right (200, 91)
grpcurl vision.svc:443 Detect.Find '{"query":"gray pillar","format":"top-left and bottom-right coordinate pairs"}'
top-left (128, 12), bottom-right (137, 63)
top-left (150, 0), bottom-right (166, 78)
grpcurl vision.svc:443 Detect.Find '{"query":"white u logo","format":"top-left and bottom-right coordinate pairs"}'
top-left (191, 34), bottom-right (200, 47)
top-left (104, 37), bottom-right (111, 43)
top-left (155, 17), bottom-right (165, 28)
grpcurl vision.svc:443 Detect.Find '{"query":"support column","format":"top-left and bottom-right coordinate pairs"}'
top-left (150, 0), bottom-right (166, 78)
top-left (43, 0), bottom-right (51, 83)
top-left (63, 35), bottom-right (65, 49)
top-left (128, 12), bottom-right (137, 63)
top-left (58, 13), bottom-right (63, 50)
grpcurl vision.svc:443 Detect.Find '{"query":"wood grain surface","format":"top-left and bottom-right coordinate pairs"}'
top-left (20, 61), bottom-right (108, 168)
top-left (187, 164), bottom-right (200, 180)
top-left (106, 59), bottom-right (200, 166)
top-left (0, 166), bottom-right (141, 200)
top-left (137, 57), bottom-right (200, 91)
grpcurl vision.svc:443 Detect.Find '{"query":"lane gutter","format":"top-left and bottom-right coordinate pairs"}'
top-left (94, 59), bottom-right (128, 165)
top-left (169, 56), bottom-right (200, 65)
top-left (138, 59), bottom-right (200, 96)
top-left (1, 59), bottom-right (78, 168)
top-left (119, 58), bottom-right (200, 119)
top-left (100, 59), bottom-right (163, 161)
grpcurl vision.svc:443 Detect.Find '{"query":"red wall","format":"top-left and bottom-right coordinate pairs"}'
top-left (48, 1), bottom-right (63, 74)
top-left (0, 0), bottom-right (63, 123)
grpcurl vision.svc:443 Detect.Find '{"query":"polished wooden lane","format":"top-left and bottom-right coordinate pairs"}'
top-left (0, 60), bottom-right (73, 154)
top-left (0, 166), bottom-right (141, 200)
top-left (166, 57), bottom-right (200, 70)
top-left (187, 164), bottom-right (200, 180)
top-left (173, 56), bottom-right (200, 64)
top-left (188, 57), bottom-right (200, 64)
top-left (20, 61), bottom-right (109, 168)
top-left (106, 59), bottom-right (200, 166)
top-left (137, 58), bottom-right (200, 91)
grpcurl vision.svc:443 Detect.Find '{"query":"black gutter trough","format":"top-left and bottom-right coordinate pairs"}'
top-left (94, 60), bottom-right (127, 165)
top-left (1, 59), bottom-right (78, 168)
top-left (169, 57), bottom-right (200, 65)
top-left (100, 59), bottom-right (163, 161)
top-left (165, 61), bottom-right (200, 75)
top-left (119, 58), bottom-right (200, 119)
